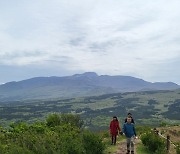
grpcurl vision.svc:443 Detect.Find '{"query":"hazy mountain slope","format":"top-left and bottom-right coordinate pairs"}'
top-left (0, 72), bottom-right (179, 101)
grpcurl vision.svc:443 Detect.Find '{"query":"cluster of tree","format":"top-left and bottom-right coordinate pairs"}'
top-left (0, 113), bottom-right (105, 154)
top-left (163, 99), bottom-right (180, 120)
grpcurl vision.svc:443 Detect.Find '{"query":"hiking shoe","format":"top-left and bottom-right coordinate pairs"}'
top-left (131, 151), bottom-right (134, 154)
top-left (126, 150), bottom-right (130, 154)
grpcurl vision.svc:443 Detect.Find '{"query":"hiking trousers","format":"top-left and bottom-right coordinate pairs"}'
top-left (126, 137), bottom-right (134, 151)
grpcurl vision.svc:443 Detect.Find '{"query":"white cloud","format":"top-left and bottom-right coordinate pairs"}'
top-left (0, 0), bottom-right (180, 83)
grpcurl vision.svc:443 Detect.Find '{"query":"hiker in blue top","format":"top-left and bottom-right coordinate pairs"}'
top-left (123, 117), bottom-right (136, 154)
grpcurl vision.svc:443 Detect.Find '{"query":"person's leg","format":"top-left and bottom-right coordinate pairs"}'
top-left (114, 135), bottom-right (117, 145)
top-left (126, 138), bottom-right (130, 154)
top-left (111, 135), bottom-right (114, 145)
top-left (130, 137), bottom-right (135, 153)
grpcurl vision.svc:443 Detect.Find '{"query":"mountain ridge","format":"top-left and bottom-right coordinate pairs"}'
top-left (0, 72), bottom-right (179, 101)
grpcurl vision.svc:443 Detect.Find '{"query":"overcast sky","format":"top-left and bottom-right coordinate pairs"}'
top-left (0, 0), bottom-right (180, 84)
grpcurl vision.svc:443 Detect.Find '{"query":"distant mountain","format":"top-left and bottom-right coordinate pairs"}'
top-left (0, 72), bottom-right (179, 101)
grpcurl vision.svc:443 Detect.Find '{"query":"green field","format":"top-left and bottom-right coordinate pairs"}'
top-left (0, 89), bottom-right (180, 130)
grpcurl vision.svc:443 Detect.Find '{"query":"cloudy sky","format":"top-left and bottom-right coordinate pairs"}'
top-left (0, 0), bottom-right (180, 84)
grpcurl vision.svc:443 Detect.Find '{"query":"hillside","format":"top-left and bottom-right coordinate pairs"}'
top-left (0, 72), bottom-right (179, 101)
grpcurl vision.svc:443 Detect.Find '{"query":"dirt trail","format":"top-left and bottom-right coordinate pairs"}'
top-left (115, 138), bottom-right (140, 154)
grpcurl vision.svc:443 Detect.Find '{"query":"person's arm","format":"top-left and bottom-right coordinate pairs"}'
top-left (117, 121), bottom-right (121, 132)
top-left (133, 125), bottom-right (136, 136)
top-left (118, 122), bottom-right (123, 135)
top-left (122, 123), bottom-right (126, 134)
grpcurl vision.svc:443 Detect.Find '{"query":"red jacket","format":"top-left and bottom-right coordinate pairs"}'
top-left (110, 120), bottom-right (121, 135)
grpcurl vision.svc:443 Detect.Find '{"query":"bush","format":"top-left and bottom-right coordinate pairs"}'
top-left (176, 143), bottom-right (180, 154)
top-left (46, 113), bottom-right (61, 127)
top-left (136, 125), bottom-right (152, 135)
top-left (82, 131), bottom-right (105, 154)
top-left (10, 122), bottom-right (29, 133)
top-left (46, 113), bottom-right (83, 128)
top-left (61, 113), bottom-right (84, 128)
top-left (159, 121), bottom-right (168, 127)
top-left (0, 144), bottom-right (32, 154)
top-left (0, 113), bottom-right (106, 154)
top-left (99, 130), bottom-right (110, 138)
top-left (141, 131), bottom-right (166, 154)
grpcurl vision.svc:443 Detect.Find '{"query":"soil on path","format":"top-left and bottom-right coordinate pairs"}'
top-left (115, 138), bottom-right (140, 154)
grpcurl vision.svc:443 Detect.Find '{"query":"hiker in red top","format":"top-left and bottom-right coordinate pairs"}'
top-left (110, 116), bottom-right (121, 145)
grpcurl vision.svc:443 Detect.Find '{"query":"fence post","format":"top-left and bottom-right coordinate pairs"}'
top-left (166, 135), bottom-right (170, 153)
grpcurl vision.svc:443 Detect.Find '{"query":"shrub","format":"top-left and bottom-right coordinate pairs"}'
top-left (0, 144), bottom-right (32, 154)
top-left (0, 113), bottom-right (106, 154)
top-left (61, 113), bottom-right (84, 128)
top-left (176, 142), bottom-right (180, 154)
top-left (46, 113), bottom-right (61, 127)
top-left (99, 130), bottom-right (110, 138)
top-left (10, 122), bottom-right (29, 133)
top-left (46, 113), bottom-right (83, 128)
top-left (136, 125), bottom-right (152, 135)
top-left (141, 131), bottom-right (166, 154)
top-left (82, 131), bottom-right (105, 154)
top-left (159, 121), bottom-right (168, 127)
